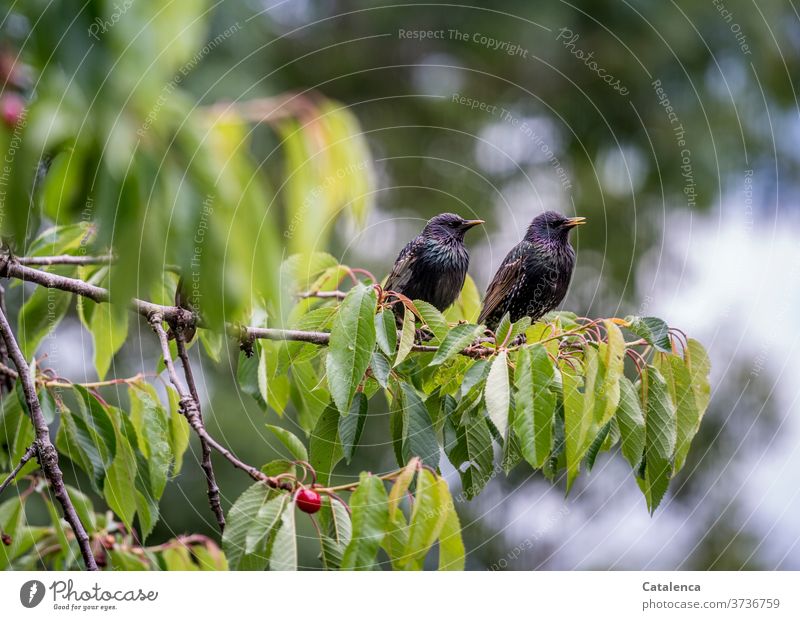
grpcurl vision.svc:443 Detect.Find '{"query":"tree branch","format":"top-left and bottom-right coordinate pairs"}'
top-left (0, 306), bottom-right (98, 571)
top-left (16, 254), bottom-right (115, 266)
top-left (174, 328), bottom-right (225, 532)
top-left (0, 255), bottom-right (185, 322)
top-left (0, 444), bottom-right (36, 497)
top-left (148, 315), bottom-right (291, 492)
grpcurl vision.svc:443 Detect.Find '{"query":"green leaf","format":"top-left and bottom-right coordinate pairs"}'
top-left (637, 366), bottom-right (677, 513)
top-left (597, 320), bottom-right (626, 426)
top-left (654, 352), bottom-right (700, 474)
top-left (585, 420), bottom-right (612, 471)
top-left (484, 351), bottom-right (510, 438)
top-left (309, 403), bottom-right (343, 486)
top-left (103, 413), bottom-right (138, 532)
top-left (394, 305), bottom-right (416, 366)
top-left (223, 483), bottom-right (275, 571)
top-left (684, 338), bottom-right (711, 416)
top-left (237, 348), bottom-right (266, 409)
top-left (414, 301), bottom-right (449, 341)
top-left (460, 410), bottom-right (494, 499)
top-left (444, 274), bottom-right (481, 324)
top-left (616, 376), bottom-right (646, 470)
top-left (430, 323), bottom-right (483, 367)
top-left (269, 501), bottom-right (298, 571)
top-left (375, 309), bottom-right (397, 357)
top-left (369, 351), bottom-right (391, 389)
top-left (265, 425), bottom-right (308, 462)
top-left (165, 385), bottom-right (190, 474)
top-left (339, 392), bottom-right (367, 464)
top-left (401, 469), bottom-right (449, 569)
top-left (494, 313), bottom-right (512, 347)
top-left (400, 383), bottom-right (440, 469)
top-left (89, 301), bottom-right (129, 380)
top-left (341, 473), bottom-right (389, 570)
top-left (513, 344), bottom-right (558, 468)
top-left (326, 284), bottom-right (378, 414)
top-left (438, 497), bottom-right (466, 570)
top-left (17, 285), bottom-right (71, 359)
top-left (626, 316), bottom-right (671, 352)
top-left (562, 355), bottom-right (590, 491)
top-left (0, 497), bottom-right (24, 570)
top-left (128, 383), bottom-right (171, 498)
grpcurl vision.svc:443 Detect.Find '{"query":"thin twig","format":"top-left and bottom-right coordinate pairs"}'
top-left (16, 254), bottom-right (115, 266)
top-left (0, 444), bottom-right (36, 496)
top-left (0, 255), bottom-right (184, 322)
top-left (174, 328), bottom-right (225, 532)
top-left (148, 315), bottom-right (291, 492)
top-left (0, 306), bottom-right (97, 570)
top-left (297, 290), bottom-right (347, 300)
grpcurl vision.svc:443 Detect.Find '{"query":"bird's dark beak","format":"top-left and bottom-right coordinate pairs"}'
top-left (564, 216), bottom-right (586, 228)
top-left (461, 219), bottom-right (485, 230)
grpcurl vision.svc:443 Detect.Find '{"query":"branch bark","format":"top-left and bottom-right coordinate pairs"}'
top-left (148, 315), bottom-right (291, 492)
top-left (0, 306), bottom-right (98, 571)
top-left (0, 444), bottom-right (36, 497)
top-left (174, 328), bottom-right (225, 532)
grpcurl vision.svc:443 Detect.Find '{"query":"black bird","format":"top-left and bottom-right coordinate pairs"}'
top-left (384, 213), bottom-right (484, 313)
top-left (478, 211), bottom-right (585, 330)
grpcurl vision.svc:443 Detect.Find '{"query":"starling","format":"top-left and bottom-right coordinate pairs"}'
top-left (478, 211), bottom-right (585, 330)
top-left (384, 213), bottom-right (484, 314)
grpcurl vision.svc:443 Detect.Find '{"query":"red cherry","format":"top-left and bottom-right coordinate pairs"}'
top-left (1, 93), bottom-right (25, 128)
top-left (296, 488), bottom-right (322, 514)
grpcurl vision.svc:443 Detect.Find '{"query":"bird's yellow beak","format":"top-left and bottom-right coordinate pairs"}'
top-left (565, 216), bottom-right (587, 228)
top-left (463, 219), bottom-right (485, 229)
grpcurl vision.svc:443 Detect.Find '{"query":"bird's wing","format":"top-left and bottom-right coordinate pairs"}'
top-left (384, 237), bottom-right (420, 293)
top-left (478, 246), bottom-right (525, 324)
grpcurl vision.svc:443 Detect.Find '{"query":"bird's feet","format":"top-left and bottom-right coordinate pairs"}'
top-left (415, 328), bottom-right (434, 343)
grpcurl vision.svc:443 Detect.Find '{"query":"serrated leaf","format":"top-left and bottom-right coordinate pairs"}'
top-left (438, 496), bottom-right (465, 570)
top-left (430, 323), bottom-right (482, 367)
top-left (399, 383), bottom-right (439, 469)
top-left (265, 424), bottom-right (308, 462)
top-left (309, 403), bottom-right (343, 486)
top-left (394, 306), bottom-right (416, 366)
top-left (460, 410), bottom-right (494, 499)
top-left (616, 375), bottom-right (645, 470)
top-left (414, 301), bottom-right (448, 341)
top-left (245, 495), bottom-right (288, 555)
top-left (561, 356), bottom-right (589, 491)
top-left (369, 351), bottom-right (391, 389)
top-left (654, 352), bottom-right (700, 474)
top-left (340, 473), bottom-right (389, 570)
top-left (326, 284), bottom-right (378, 414)
top-left (339, 392), bottom-right (367, 464)
top-left (494, 313), bottom-right (512, 347)
top-left (400, 469), bottom-right (450, 569)
top-left (637, 366), bottom-right (677, 513)
top-left (484, 351), bottom-right (510, 438)
top-left (684, 338), bottom-right (711, 416)
top-left (89, 301), bottom-right (129, 380)
top-left (626, 316), bottom-right (671, 352)
top-left (513, 344), bottom-right (557, 468)
top-left (375, 309), bottom-right (397, 357)
top-left (128, 383), bottom-right (171, 498)
top-left (103, 413), bottom-right (137, 532)
top-left (223, 483), bottom-right (275, 570)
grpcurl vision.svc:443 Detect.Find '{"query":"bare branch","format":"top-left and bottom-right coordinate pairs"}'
top-left (174, 328), bottom-right (225, 532)
top-left (0, 255), bottom-right (185, 322)
top-left (148, 315), bottom-right (291, 492)
top-left (0, 306), bottom-right (98, 571)
top-left (0, 444), bottom-right (36, 497)
top-left (16, 254), bottom-right (115, 266)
